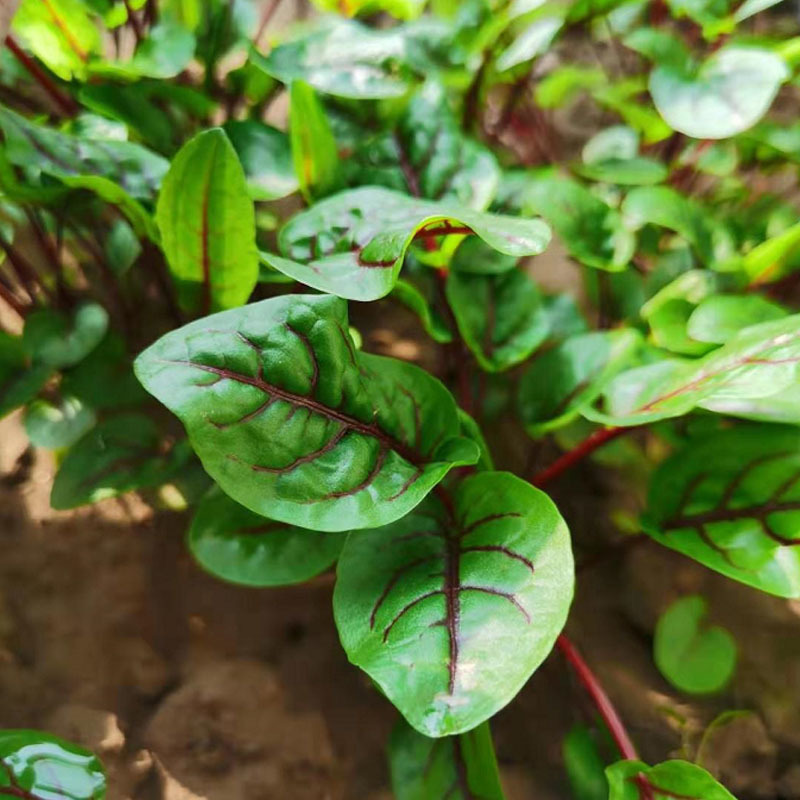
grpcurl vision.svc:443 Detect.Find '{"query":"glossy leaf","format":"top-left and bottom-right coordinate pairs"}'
top-left (446, 269), bottom-right (549, 372)
top-left (334, 471), bottom-right (573, 736)
top-left (134, 294), bottom-right (479, 533)
top-left (519, 330), bottom-right (641, 435)
top-left (606, 759), bottom-right (736, 800)
top-left (347, 81), bottom-right (500, 210)
top-left (223, 120), bottom-right (298, 201)
top-left (654, 595), bottom-right (737, 694)
top-left (587, 314), bottom-right (800, 426)
top-left (156, 128), bottom-right (259, 314)
top-left (563, 725), bottom-right (608, 800)
top-left (51, 414), bottom-right (189, 510)
top-left (687, 295), bottom-right (787, 344)
top-left (289, 80), bottom-right (342, 202)
top-left (0, 332), bottom-right (51, 421)
top-left (0, 729), bottom-right (106, 799)
top-left (389, 719), bottom-right (506, 800)
top-left (643, 425), bottom-right (800, 597)
top-left (23, 303), bottom-right (108, 369)
top-left (262, 187), bottom-right (550, 301)
top-left (648, 47), bottom-right (788, 139)
top-left (188, 489), bottom-right (345, 587)
top-left (24, 396), bottom-right (96, 450)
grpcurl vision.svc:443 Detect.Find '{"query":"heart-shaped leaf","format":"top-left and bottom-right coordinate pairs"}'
top-left (23, 303), bottom-right (109, 369)
top-left (0, 332), bottom-right (51, 421)
top-left (654, 595), bottom-right (737, 694)
top-left (51, 414), bottom-right (189, 510)
top-left (445, 268), bottom-right (550, 372)
top-left (0, 729), bottom-right (106, 799)
top-left (587, 314), bottom-right (800, 426)
top-left (156, 128), bottom-right (259, 315)
top-left (389, 719), bottom-right (506, 800)
top-left (648, 47), bottom-right (788, 139)
top-left (347, 81), bottom-right (500, 210)
top-left (519, 330), bottom-right (641, 435)
top-left (222, 120), bottom-right (298, 201)
top-left (24, 396), bottom-right (96, 450)
top-left (134, 294), bottom-right (479, 533)
top-left (188, 489), bottom-right (345, 587)
top-left (334, 471), bottom-right (573, 736)
top-left (606, 759), bottom-right (736, 800)
top-left (262, 186), bottom-right (550, 301)
top-left (643, 425), bottom-right (800, 597)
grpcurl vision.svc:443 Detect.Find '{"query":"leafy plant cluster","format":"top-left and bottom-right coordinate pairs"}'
top-left (0, 0), bottom-right (799, 796)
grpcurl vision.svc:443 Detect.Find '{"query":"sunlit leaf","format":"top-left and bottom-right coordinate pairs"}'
top-left (687, 294), bottom-right (787, 344)
top-left (24, 396), bottom-right (96, 450)
top-left (606, 758), bottom-right (736, 800)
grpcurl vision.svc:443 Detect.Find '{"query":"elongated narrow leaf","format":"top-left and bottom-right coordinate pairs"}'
top-left (519, 330), bottom-right (641, 435)
top-left (643, 425), bottom-right (800, 597)
top-left (135, 294), bottom-right (479, 533)
top-left (587, 315), bottom-right (800, 426)
top-left (606, 759), bottom-right (735, 800)
top-left (334, 471), bottom-right (573, 736)
top-left (289, 80), bottom-right (342, 201)
top-left (223, 120), bottom-right (298, 201)
top-left (51, 414), bottom-right (189, 509)
top-left (446, 269), bottom-right (549, 372)
top-left (575, 157), bottom-right (667, 186)
top-left (0, 729), bottom-right (106, 799)
top-left (347, 81), bottom-right (500, 210)
top-left (157, 129), bottom-right (258, 315)
top-left (23, 303), bottom-right (108, 369)
top-left (389, 719), bottom-right (506, 800)
top-left (262, 187), bottom-right (550, 301)
top-left (189, 489), bottom-right (345, 587)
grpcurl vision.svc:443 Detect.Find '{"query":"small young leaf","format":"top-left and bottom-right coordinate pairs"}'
top-left (446, 268), bottom-right (550, 372)
top-left (51, 414), bottom-right (189, 509)
top-left (563, 725), bottom-right (608, 800)
top-left (262, 186), bottom-right (550, 301)
top-left (156, 128), bottom-right (259, 314)
top-left (0, 729), bottom-right (106, 799)
top-left (389, 718), bottom-right (506, 800)
top-left (606, 759), bottom-right (736, 800)
top-left (24, 396), bottom-right (96, 450)
top-left (654, 595), bottom-right (737, 694)
top-left (289, 80), bottom-right (342, 202)
top-left (334, 471), bottom-right (573, 736)
top-left (643, 425), bottom-right (800, 597)
top-left (519, 330), bottom-right (641, 435)
top-left (23, 303), bottom-right (109, 369)
top-left (687, 295), bottom-right (787, 344)
top-left (134, 294), bottom-right (479, 533)
top-left (223, 120), bottom-right (298, 201)
top-left (188, 489), bottom-right (345, 587)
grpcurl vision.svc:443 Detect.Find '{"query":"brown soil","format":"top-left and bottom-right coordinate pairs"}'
top-left (1, 303), bottom-right (800, 800)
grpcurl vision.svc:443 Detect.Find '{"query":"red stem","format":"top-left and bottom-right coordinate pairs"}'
top-left (0, 279), bottom-right (26, 318)
top-left (556, 634), bottom-right (639, 761)
top-left (4, 36), bottom-right (77, 116)
top-left (531, 426), bottom-right (627, 488)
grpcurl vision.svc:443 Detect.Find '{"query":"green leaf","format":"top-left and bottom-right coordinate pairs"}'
top-left (576, 157), bottom-right (668, 186)
top-left (0, 729), bottom-right (106, 799)
top-left (563, 725), bottom-right (608, 800)
top-left (741, 219), bottom-right (800, 283)
top-left (51, 414), bottom-right (189, 509)
top-left (12, 0), bottom-right (101, 80)
top-left (105, 218), bottom-right (142, 276)
top-left (156, 128), bottom-right (259, 314)
top-left (262, 186), bottom-right (550, 301)
top-left (333, 471), bottom-right (573, 736)
top-left (223, 120), bottom-right (298, 201)
top-left (503, 174), bottom-right (633, 271)
top-left (643, 425), bottom-right (800, 597)
top-left (606, 759), bottom-right (736, 800)
top-left (311, 0), bottom-right (427, 18)
top-left (654, 595), bottom-right (737, 693)
top-left (347, 81), bottom-right (500, 210)
top-left (582, 126), bottom-right (639, 163)
top-left (289, 80), bottom-right (342, 202)
top-left (687, 295), bottom-right (787, 344)
top-left (134, 294), bottom-right (479, 533)
top-left (496, 15), bottom-right (564, 72)
top-left (24, 396), bottom-right (96, 450)
top-left (587, 314), bottom-right (800, 426)
top-left (188, 489), bottom-right (345, 587)
top-left (0, 332), bottom-right (52, 421)
top-left (392, 278), bottom-right (454, 344)
top-left (446, 268), bottom-right (549, 372)
top-left (648, 47), bottom-right (788, 139)
top-left (23, 303), bottom-right (109, 369)
top-left (389, 719), bottom-right (506, 800)
top-left (519, 330), bottom-right (641, 435)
